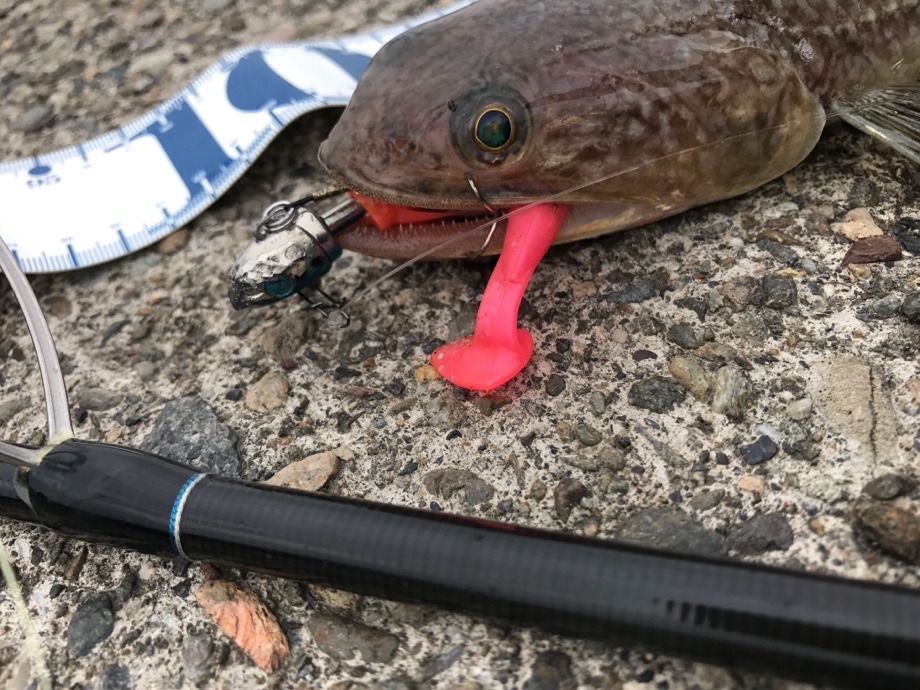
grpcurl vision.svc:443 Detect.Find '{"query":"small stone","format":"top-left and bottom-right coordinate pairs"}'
top-left (528, 480), bottom-right (547, 501)
top-left (0, 399), bottom-right (29, 424)
top-left (614, 506), bottom-right (725, 557)
top-left (260, 312), bottom-right (312, 360)
top-left (666, 323), bottom-right (701, 349)
top-left (142, 397), bottom-right (239, 477)
top-left (842, 235), bottom-right (903, 266)
top-left (182, 634), bottom-right (213, 681)
top-left (668, 356), bottom-right (712, 400)
top-left (729, 513), bottom-right (794, 553)
top-left (901, 292), bottom-right (920, 323)
top-left (44, 295), bottom-right (73, 319)
top-left (156, 227), bottom-right (189, 254)
top-left (12, 105), bottom-right (54, 132)
top-left (264, 450), bottom-right (340, 492)
top-left (604, 276), bottom-right (667, 304)
top-left (831, 208), bottom-right (883, 240)
top-left (693, 342), bottom-right (737, 362)
top-left (862, 474), bottom-right (915, 501)
top-left (553, 478), bottom-right (590, 522)
top-left (196, 579), bottom-right (289, 671)
top-left (627, 376), bottom-right (686, 413)
top-left (420, 644), bottom-right (465, 681)
top-left (588, 391), bottom-right (606, 414)
top-left (688, 489), bottom-right (724, 511)
top-left (414, 364), bottom-right (440, 382)
top-left (308, 612), bottom-right (400, 663)
top-left (738, 475), bottom-right (765, 494)
top-left (98, 664), bottom-right (131, 690)
top-left (545, 374), bottom-right (566, 396)
top-left (77, 387), bottom-right (123, 411)
top-left (786, 397), bottom-right (813, 421)
top-left (719, 275), bottom-right (759, 312)
top-left (864, 295), bottom-right (902, 319)
top-left (894, 217), bottom-right (920, 254)
top-left (423, 469), bottom-right (494, 506)
top-left (738, 435), bottom-right (779, 465)
top-left (761, 274), bottom-right (798, 310)
top-left (575, 423), bottom-right (603, 447)
top-left (523, 650), bottom-right (576, 690)
top-left (853, 499), bottom-right (920, 564)
top-left (710, 366), bottom-right (753, 419)
top-left (611, 328), bottom-right (628, 344)
top-left (594, 444), bottom-right (626, 471)
top-left (67, 594), bottom-right (114, 656)
top-left (245, 372), bottom-right (289, 413)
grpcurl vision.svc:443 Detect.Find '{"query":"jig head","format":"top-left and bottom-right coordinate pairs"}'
top-left (228, 187), bottom-right (365, 323)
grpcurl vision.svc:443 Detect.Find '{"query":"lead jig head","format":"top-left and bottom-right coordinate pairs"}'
top-left (228, 188), bottom-right (365, 325)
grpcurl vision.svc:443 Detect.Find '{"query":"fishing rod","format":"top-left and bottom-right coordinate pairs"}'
top-left (1, 237), bottom-right (920, 689)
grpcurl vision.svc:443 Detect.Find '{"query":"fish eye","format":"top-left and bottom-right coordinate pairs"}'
top-left (474, 108), bottom-right (515, 152)
top-left (450, 85), bottom-right (531, 168)
top-left (264, 275), bottom-right (296, 299)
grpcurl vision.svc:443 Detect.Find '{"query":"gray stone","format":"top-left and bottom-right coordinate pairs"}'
top-left (523, 650), bottom-right (576, 690)
top-left (604, 276), bottom-right (666, 304)
top-left (710, 366), bottom-right (753, 419)
top-left (141, 396), bottom-right (239, 477)
top-left (761, 274), bottom-right (798, 309)
top-left (181, 634), bottom-right (213, 681)
top-left (0, 398), bottom-right (29, 423)
top-left (688, 489), bottom-right (725, 511)
top-left (98, 664), bottom-right (131, 690)
top-left (738, 435), bottom-right (779, 465)
top-left (423, 468), bottom-right (494, 506)
top-left (666, 322), bottom-right (701, 349)
top-left (574, 422), bottom-right (603, 447)
top-left (862, 474), bottom-right (915, 501)
top-left (863, 294), bottom-right (902, 319)
top-left (545, 374), bottom-right (566, 396)
top-left (308, 613), bottom-right (400, 663)
top-left (786, 397), bottom-right (813, 421)
top-left (77, 387), bottom-right (123, 411)
top-left (420, 643), bottom-right (465, 680)
top-left (11, 105), bottom-right (54, 132)
top-left (627, 376), bottom-right (686, 413)
top-left (67, 594), bottom-right (114, 656)
top-left (588, 390), bottom-right (606, 414)
top-left (729, 513), bottom-right (794, 554)
top-left (901, 291), bottom-right (920, 323)
top-left (613, 506), bottom-right (726, 557)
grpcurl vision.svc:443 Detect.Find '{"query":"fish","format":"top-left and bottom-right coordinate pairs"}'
top-left (318, 0), bottom-right (920, 261)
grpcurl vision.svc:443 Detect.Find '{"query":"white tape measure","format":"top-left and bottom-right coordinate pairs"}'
top-left (0, 1), bottom-right (472, 274)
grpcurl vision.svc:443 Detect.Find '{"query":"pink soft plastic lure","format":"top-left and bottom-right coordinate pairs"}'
top-left (355, 192), bottom-right (567, 390)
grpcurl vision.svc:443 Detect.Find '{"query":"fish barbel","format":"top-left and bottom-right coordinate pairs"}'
top-left (319, 0), bottom-right (920, 260)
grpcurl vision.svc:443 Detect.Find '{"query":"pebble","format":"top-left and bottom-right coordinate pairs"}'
top-left (718, 275), bottom-right (759, 312)
top-left (761, 274), bottom-right (798, 310)
top-left (668, 356), bottom-right (712, 400)
top-left (613, 506), bottom-right (725, 557)
top-left (545, 374), bottom-right (566, 396)
top-left (666, 322), bottom-right (701, 349)
top-left (738, 475), bottom-right (765, 494)
top-left (894, 218), bottom-right (920, 253)
top-left (860, 294), bottom-right (902, 319)
top-left (142, 396), bottom-right (239, 477)
top-left (98, 664), bottom-right (131, 690)
top-left (853, 499), bottom-right (920, 564)
top-left (128, 50), bottom-right (172, 81)
top-left (523, 650), bottom-right (576, 690)
top-left (11, 105), bottom-right (54, 132)
top-left (261, 313), bottom-right (312, 360)
top-left (67, 594), bottom-right (114, 656)
top-left (420, 644), bottom-right (465, 680)
top-left (842, 235), bottom-right (903, 265)
top-left (423, 469), bottom-right (494, 506)
top-left (0, 398), bottom-right (29, 424)
top-left (901, 291), bottom-right (920, 323)
top-left (693, 342), bottom-right (737, 362)
top-left (181, 634), bottom-right (213, 682)
top-left (264, 450), bottom-right (340, 492)
top-left (688, 489), bottom-right (725, 511)
top-left (729, 513), bottom-right (794, 553)
top-left (627, 376), bottom-right (686, 413)
top-left (831, 208), bottom-right (883, 240)
top-left (244, 371), bottom-right (289, 413)
top-left (605, 275), bottom-right (667, 303)
top-left (196, 579), bottom-right (289, 671)
top-left (308, 612), bottom-right (400, 663)
top-left (414, 364), bottom-right (440, 383)
top-left (710, 366), bottom-right (752, 419)
top-left (738, 435), bottom-right (779, 465)
top-left (575, 422), bottom-right (603, 447)
top-left (862, 474), bottom-right (915, 501)
top-left (553, 478), bottom-right (590, 522)
top-left (588, 390), bottom-right (606, 414)
top-left (786, 397), bottom-right (813, 421)
top-left (611, 328), bottom-right (629, 344)
top-left (77, 387), bottom-right (123, 411)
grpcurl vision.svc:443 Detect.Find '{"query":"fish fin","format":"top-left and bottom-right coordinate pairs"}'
top-left (836, 83), bottom-right (920, 165)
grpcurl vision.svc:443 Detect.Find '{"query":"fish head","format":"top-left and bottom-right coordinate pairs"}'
top-left (319, 0), bottom-right (825, 259)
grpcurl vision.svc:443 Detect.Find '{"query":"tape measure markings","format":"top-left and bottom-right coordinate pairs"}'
top-left (0, 0), bottom-right (473, 274)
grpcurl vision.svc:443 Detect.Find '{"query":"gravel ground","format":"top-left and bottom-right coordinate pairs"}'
top-left (2, 1), bottom-right (920, 689)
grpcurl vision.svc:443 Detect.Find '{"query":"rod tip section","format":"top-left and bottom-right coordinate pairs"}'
top-left (430, 203), bottom-right (568, 391)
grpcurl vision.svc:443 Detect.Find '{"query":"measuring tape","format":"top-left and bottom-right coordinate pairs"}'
top-left (0, 1), bottom-right (473, 274)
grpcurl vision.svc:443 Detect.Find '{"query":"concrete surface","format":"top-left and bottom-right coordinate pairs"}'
top-left (1, 0), bottom-right (919, 688)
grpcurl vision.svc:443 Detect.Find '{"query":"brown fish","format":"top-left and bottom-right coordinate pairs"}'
top-left (319, 0), bottom-right (920, 260)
